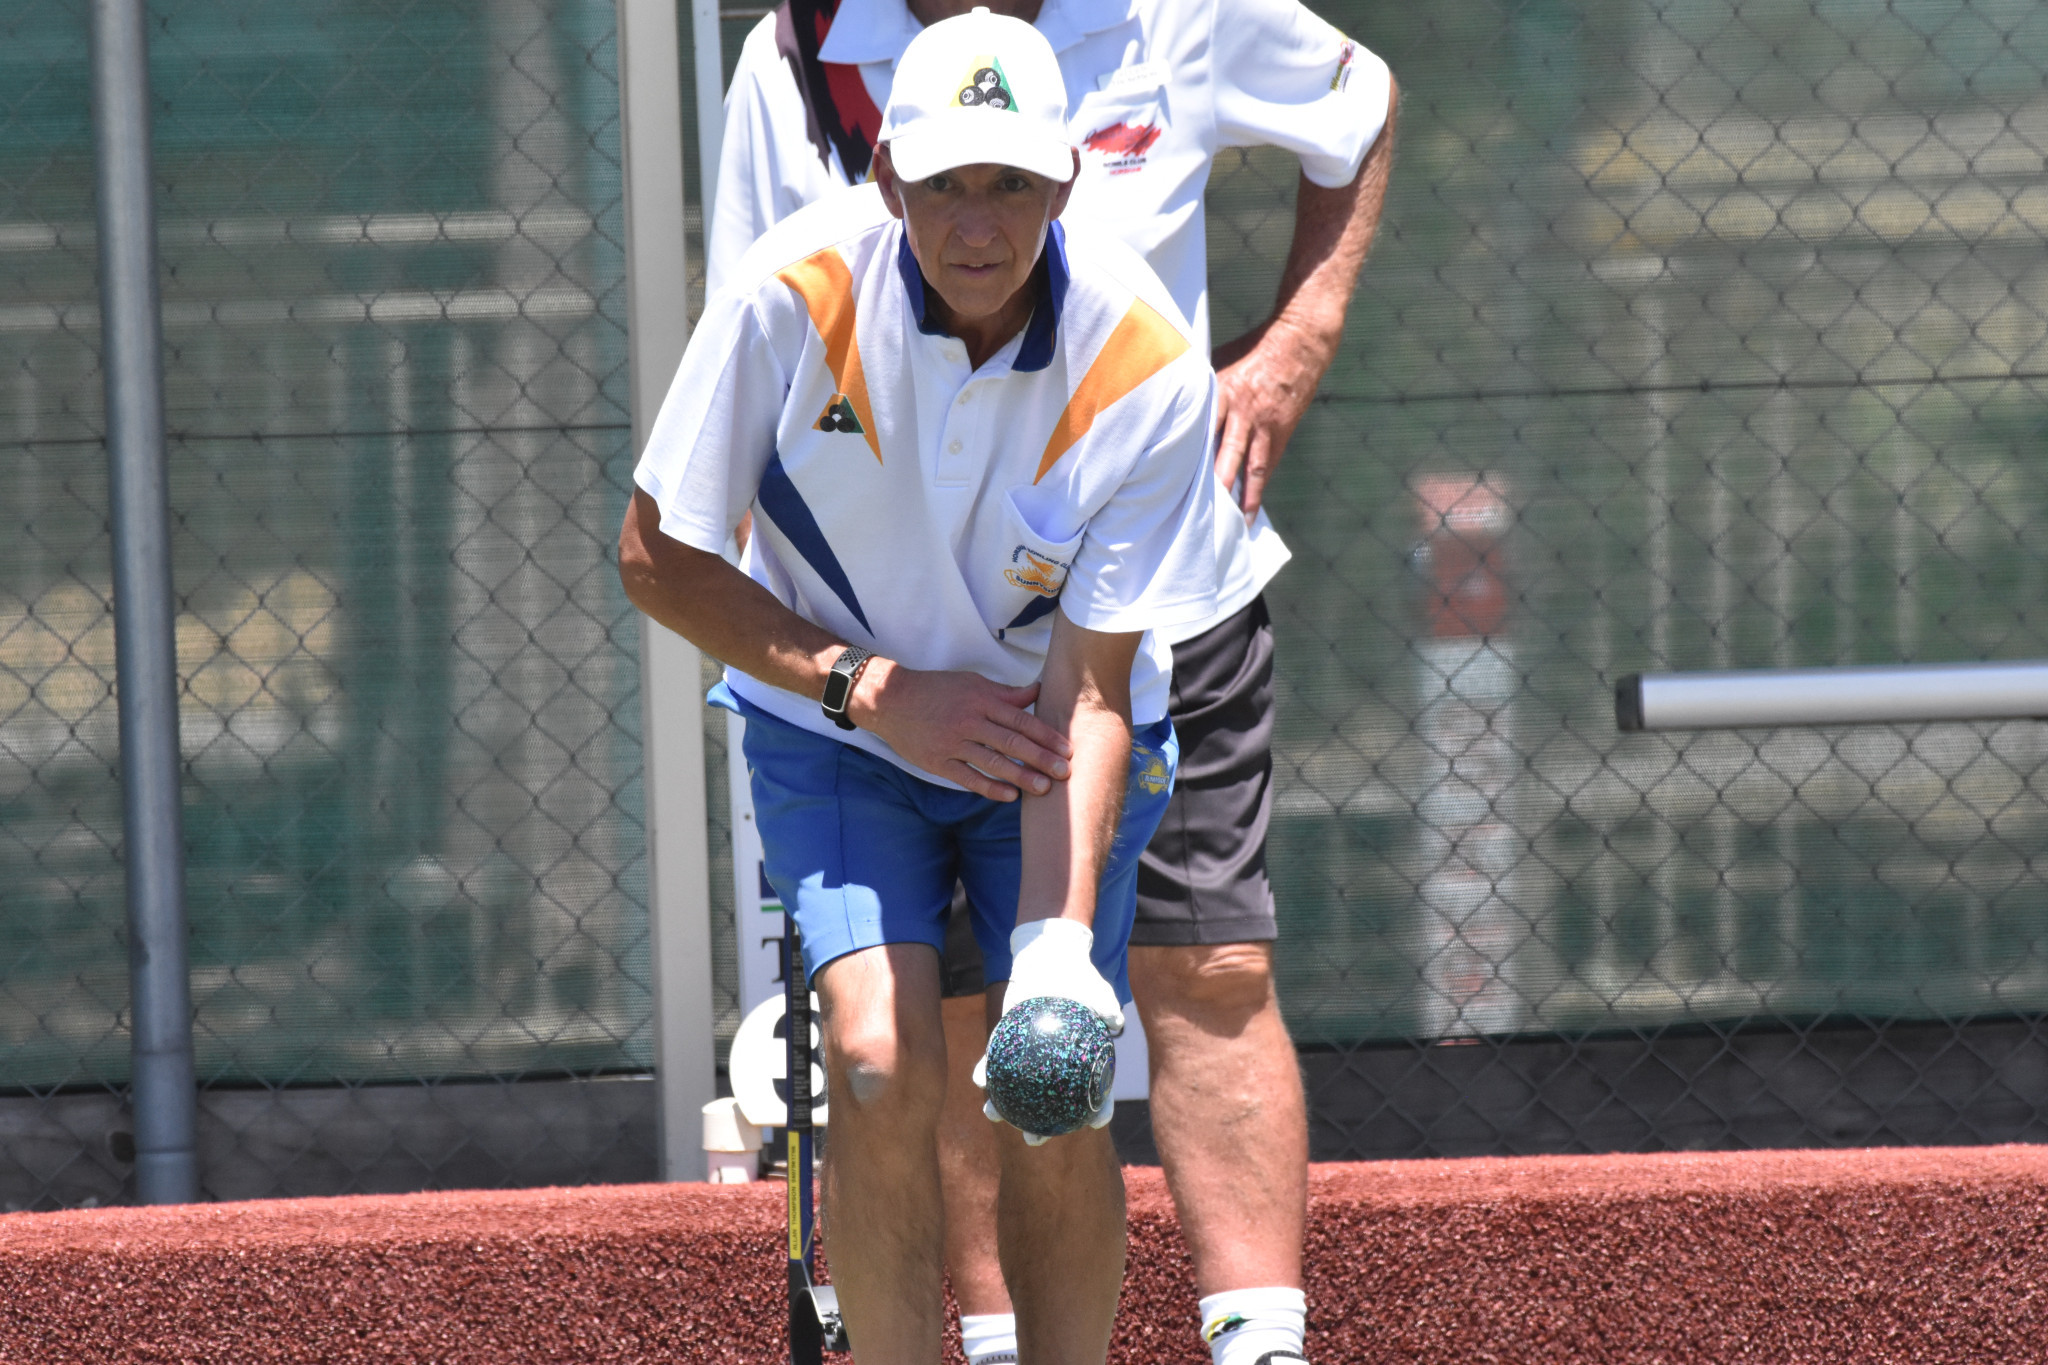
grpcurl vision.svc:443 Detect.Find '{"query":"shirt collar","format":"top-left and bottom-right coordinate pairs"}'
top-left (1032, 0), bottom-right (1139, 54)
top-left (894, 220), bottom-right (1068, 373)
top-left (820, 0), bottom-right (1137, 65)
top-left (816, 0), bottom-right (919, 65)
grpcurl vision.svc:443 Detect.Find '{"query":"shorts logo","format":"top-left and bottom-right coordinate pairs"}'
top-left (1202, 1314), bottom-right (1247, 1344)
top-left (1004, 546), bottom-right (1068, 596)
top-left (815, 393), bottom-right (864, 434)
top-left (956, 57), bottom-right (1016, 110)
top-left (1331, 39), bottom-right (1356, 92)
top-left (1083, 120), bottom-right (1162, 175)
top-left (1133, 746), bottom-right (1169, 796)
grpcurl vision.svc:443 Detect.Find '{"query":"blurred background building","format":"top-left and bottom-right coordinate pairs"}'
top-left (4, 0), bottom-right (2047, 1207)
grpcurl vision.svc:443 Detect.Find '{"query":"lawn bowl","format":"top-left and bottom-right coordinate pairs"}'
top-left (984, 995), bottom-right (1116, 1137)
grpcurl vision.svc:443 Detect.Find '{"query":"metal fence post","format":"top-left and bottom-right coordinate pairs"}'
top-left (616, 0), bottom-right (716, 1182)
top-left (89, 0), bottom-right (197, 1205)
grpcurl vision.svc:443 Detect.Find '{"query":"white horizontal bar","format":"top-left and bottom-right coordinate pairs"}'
top-left (0, 208), bottom-right (605, 255)
top-left (1617, 661), bottom-right (2048, 731)
top-left (0, 285), bottom-right (599, 334)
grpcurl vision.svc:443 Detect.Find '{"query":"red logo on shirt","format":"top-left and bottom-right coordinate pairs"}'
top-left (1083, 120), bottom-right (1162, 175)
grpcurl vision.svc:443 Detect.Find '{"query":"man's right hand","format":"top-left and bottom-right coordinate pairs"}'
top-left (849, 658), bottom-right (1073, 801)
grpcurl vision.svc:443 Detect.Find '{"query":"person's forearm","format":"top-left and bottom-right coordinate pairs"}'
top-left (620, 489), bottom-right (1074, 798)
top-left (1016, 616), bottom-right (1141, 928)
top-left (1219, 79), bottom-right (1397, 372)
top-left (1016, 691), bottom-right (1129, 929)
top-left (619, 488), bottom-right (849, 703)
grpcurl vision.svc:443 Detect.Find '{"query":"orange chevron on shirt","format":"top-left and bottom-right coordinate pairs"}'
top-left (777, 248), bottom-right (883, 464)
top-left (1035, 298), bottom-right (1189, 484)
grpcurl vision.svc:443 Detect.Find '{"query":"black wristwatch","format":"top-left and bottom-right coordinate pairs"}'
top-left (821, 646), bottom-right (874, 731)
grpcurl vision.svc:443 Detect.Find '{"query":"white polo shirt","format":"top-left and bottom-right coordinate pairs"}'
top-left (706, 0), bottom-right (1392, 644)
top-left (637, 185), bottom-right (1220, 783)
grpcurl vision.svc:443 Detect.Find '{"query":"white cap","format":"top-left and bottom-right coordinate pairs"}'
top-left (878, 7), bottom-right (1075, 184)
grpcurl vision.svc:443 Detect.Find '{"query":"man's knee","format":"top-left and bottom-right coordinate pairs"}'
top-left (817, 949), bottom-right (948, 1121)
top-left (828, 1015), bottom-right (947, 1116)
top-left (1130, 941), bottom-right (1277, 1025)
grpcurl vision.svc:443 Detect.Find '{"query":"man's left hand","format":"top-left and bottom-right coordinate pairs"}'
top-left (1211, 318), bottom-right (1329, 522)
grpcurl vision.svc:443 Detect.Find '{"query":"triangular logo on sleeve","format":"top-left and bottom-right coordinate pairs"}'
top-left (955, 56), bottom-right (1016, 110)
top-left (815, 394), bottom-right (864, 434)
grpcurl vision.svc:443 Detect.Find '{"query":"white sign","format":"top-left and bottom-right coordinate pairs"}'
top-left (729, 991), bottom-right (829, 1129)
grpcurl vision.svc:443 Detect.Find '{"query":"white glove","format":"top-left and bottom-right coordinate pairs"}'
top-left (973, 918), bottom-right (1125, 1144)
top-left (1000, 917), bottom-right (1125, 1035)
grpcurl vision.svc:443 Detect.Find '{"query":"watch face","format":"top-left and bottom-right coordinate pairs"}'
top-left (823, 670), bottom-right (852, 712)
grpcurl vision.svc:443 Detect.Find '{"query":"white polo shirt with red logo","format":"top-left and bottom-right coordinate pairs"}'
top-left (707, 0), bottom-right (1393, 644)
top-left (637, 185), bottom-right (1220, 783)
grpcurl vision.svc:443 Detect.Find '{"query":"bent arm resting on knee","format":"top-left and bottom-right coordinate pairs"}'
top-left (618, 488), bottom-right (1072, 799)
top-left (1017, 611), bottom-right (1143, 929)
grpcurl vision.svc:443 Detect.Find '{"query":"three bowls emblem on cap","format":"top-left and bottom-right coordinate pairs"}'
top-left (957, 59), bottom-right (1016, 110)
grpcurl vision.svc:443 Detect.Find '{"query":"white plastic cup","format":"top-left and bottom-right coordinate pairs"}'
top-left (702, 1096), bottom-right (761, 1183)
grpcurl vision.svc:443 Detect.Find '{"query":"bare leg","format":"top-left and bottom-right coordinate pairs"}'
top-left (1128, 941), bottom-right (1306, 1296)
top-left (815, 943), bottom-right (951, 1363)
top-left (939, 990), bottom-right (1011, 1315)
top-left (996, 1118), bottom-right (1126, 1365)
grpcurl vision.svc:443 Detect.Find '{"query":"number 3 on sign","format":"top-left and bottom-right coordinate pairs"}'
top-left (729, 992), bottom-right (829, 1129)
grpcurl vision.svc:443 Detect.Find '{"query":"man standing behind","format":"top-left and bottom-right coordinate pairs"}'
top-left (711, 4), bottom-right (1395, 1364)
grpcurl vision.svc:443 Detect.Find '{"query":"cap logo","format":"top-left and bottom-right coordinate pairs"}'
top-left (956, 56), bottom-right (1016, 111)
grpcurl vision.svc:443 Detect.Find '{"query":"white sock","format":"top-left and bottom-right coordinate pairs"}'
top-left (1200, 1287), bottom-right (1308, 1365)
top-left (961, 1312), bottom-right (1019, 1365)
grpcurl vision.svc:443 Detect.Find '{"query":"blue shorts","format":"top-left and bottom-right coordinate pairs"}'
top-left (717, 684), bottom-right (1176, 1003)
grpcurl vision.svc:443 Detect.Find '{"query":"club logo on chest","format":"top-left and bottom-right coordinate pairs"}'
top-left (1004, 546), bottom-right (1069, 597)
top-left (814, 394), bottom-right (864, 434)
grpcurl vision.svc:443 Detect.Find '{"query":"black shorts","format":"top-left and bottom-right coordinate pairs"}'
top-left (939, 596), bottom-right (1277, 996)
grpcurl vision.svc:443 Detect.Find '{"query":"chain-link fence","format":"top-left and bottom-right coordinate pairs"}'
top-left (1, 0), bottom-right (664, 1210)
top-left (1212, 0), bottom-right (2048, 1157)
top-left (9, 0), bottom-right (2048, 1210)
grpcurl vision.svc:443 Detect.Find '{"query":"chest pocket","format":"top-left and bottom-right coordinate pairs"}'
top-left (985, 486), bottom-right (1086, 641)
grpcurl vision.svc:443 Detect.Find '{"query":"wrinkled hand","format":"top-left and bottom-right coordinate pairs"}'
top-left (1211, 319), bottom-right (1329, 521)
top-left (973, 918), bottom-right (1123, 1145)
top-left (852, 659), bottom-right (1072, 801)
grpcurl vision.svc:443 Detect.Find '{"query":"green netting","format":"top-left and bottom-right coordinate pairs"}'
top-left (5, 0), bottom-right (2048, 1168)
top-left (1200, 0), bottom-right (2048, 1046)
top-left (1, 0), bottom-right (649, 1090)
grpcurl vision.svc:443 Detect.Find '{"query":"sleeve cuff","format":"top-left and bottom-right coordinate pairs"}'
top-left (1057, 589), bottom-right (1220, 638)
top-left (632, 465), bottom-right (732, 557)
top-left (1299, 53), bottom-right (1394, 189)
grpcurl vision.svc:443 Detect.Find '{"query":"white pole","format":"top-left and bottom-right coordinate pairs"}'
top-left (1617, 661), bottom-right (2048, 732)
top-left (616, 0), bottom-right (715, 1182)
top-left (691, 0), bottom-right (725, 226)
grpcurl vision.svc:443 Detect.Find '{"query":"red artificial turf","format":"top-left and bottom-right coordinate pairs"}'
top-left (4, 1147), bottom-right (2046, 1362)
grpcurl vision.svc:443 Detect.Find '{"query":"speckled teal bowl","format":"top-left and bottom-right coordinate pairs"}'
top-left (984, 996), bottom-right (1116, 1137)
